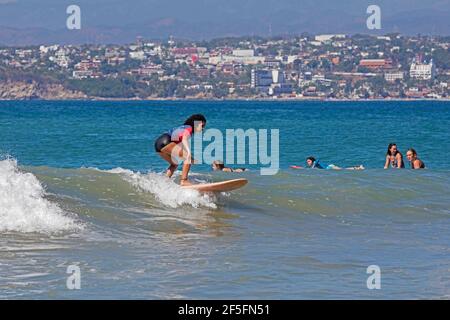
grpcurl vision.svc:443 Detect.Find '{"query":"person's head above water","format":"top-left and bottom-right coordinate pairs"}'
top-left (306, 156), bottom-right (316, 167)
top-left (387, 143), bottom-right (399, 156)
top-left (212, 160), bottom-right (225, 171)
top-left (184, 114), bottom-right (207, 133)
top-left (406, 148), bottom-right (418, 161)
top-left (406, 148), bottom-right (425, 169)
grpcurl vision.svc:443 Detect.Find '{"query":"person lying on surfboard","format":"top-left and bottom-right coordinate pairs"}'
top-left (290, 157), bottom-right (364, 170)
top-left (212, 160), bottom-right (247, 173)
top-left (154, 114), bottom-right (206, 186)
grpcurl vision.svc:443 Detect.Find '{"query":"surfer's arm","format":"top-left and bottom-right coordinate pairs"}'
top-left (384, 156), bottom-right (390, 169)
top-left (181, 136), bottom-right (195, 164)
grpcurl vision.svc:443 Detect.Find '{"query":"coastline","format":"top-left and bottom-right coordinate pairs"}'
top-left (1, 97), bottom-right (450, 102)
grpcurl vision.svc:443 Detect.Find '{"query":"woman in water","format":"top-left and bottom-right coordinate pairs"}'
top-left (291, 157), bottom-right (364, 170)
top-left (212, 160), bottom-right (247, 173)
top-left (384, 143), bottom-right (405, 169)
top-left (154, 114), bottom-right (206, 186)
top-left (406, 148), bottom-right (425, 169)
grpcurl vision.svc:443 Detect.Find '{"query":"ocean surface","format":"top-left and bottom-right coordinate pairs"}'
top-left (0, 100), bottom-right (449, 299)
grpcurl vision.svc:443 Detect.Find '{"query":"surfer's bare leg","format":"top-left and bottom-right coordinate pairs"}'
top-left (158, 152), bottom-right (178, 177)
top-left (179, 148), bottom-right (194, 186)
top-left (328, 165), bottom-right (342, 170)
top-left (161, 142), bottom-right (193, 186)
top-left (180, 162), bottom-right (192, 186)
top-left (159, 143), bottom-right (179, 178)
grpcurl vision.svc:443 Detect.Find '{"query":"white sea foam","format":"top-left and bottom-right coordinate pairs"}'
top-left (107, 168), bottom-right (217, 209)
top-left (0, 159), bottom-right (81, 233)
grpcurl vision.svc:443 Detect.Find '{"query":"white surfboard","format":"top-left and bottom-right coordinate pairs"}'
top-left (181, 178), bottom-right (248, 193)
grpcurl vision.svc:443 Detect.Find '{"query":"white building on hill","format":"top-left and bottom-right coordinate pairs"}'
top-left (410, 59), bottom-right (436, 80)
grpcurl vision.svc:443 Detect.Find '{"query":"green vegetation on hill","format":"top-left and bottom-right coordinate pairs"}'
top-left (66, 78), bottom-right (137, 98)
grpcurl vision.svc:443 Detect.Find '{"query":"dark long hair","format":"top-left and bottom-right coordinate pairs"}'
top-left (386, 143), bottom-right (397, 156)
top-left (184, 114), bottom-right (206, 129)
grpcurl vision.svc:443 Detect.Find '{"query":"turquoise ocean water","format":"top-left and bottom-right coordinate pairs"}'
top-left (0, 100), bottom-right (449, 299)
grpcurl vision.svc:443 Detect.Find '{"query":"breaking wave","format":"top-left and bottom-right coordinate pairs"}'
top-left (0, 159), bottom-right (81, 233)
top-left (106, 168), bottom-right (217, 209)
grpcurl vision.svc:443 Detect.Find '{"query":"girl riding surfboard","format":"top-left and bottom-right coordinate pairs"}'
top-left (154, 114), bottom-right (206, 186)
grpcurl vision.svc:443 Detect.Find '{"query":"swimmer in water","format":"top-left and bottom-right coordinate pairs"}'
top-left (291, 157), bottom-right (364, 170)
top-left (406, 148), bottom-right (425, 169)
top-left (212, 160), bottom-right (247, 173)
top-left (384, 143), bottom-right (405, 169)
top-left (154, 114), bottom-right (206, 186)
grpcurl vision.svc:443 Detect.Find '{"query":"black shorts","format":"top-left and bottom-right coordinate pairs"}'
top-left (154, 133), bottom-right (172, 152)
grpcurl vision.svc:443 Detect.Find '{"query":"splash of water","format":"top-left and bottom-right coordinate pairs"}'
top-left (0, 159), bottom-right (81, 233)
top-left (107, 168), bottom-right (217, 209)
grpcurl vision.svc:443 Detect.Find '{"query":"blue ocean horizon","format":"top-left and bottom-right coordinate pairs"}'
top-left (1, 100), bottom-right (450, 170)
